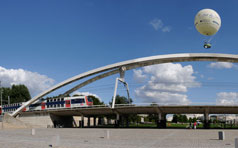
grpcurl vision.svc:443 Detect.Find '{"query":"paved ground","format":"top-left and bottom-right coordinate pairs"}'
top-left (0, 127), bottom-right (238, 148)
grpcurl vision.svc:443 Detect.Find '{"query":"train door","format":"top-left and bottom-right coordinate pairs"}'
top-left (85, 96), bottom-right (88, 106)
top-left (41, 102), bottom-right (46, 110)
top-left (65, 100), bottom-right (71, 108)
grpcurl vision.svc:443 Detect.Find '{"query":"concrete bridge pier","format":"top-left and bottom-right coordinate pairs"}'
top-left (80, 115), bottom-right (84, 128)
top-left (93, 116), bottom-right (96, 127)
top-left (120, 115), bottom-right (124, 127)
top-left (115, 113), bottom-right (120, 128)
top-left (87, 117), bottom-right (90, 127)
top-left (157, 113), bottom-right (166, 128)
top-left (125, 115), bottom-right (129, 128)
top-left (204, 113), bottom-right (210, 129)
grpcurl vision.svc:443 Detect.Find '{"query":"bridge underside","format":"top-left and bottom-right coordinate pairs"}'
top-left (20, 105), bottom-right (238, 116)
top-left (17, 105), bottom-right (238, 128)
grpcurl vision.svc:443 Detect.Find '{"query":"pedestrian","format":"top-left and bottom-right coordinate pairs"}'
top-left (194, 121), bottom-right (197, 129)
top-left (189, 122), bottom-right (192, 129)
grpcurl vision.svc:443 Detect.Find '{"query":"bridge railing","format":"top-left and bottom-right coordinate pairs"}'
top-left (113, 102), bottom-right (238, 107)
top-left (91, 104), bottom-right (110, 108)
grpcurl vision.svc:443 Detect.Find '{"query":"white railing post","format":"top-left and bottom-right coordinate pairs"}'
top-left (112, 78), bottom-right (119, 109)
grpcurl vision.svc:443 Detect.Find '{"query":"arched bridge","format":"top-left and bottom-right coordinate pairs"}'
top-left (12, 53), bottom-right (238, 117)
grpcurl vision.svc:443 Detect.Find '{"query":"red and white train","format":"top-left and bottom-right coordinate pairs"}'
top-left (0, 95), bottom-right (93, 115)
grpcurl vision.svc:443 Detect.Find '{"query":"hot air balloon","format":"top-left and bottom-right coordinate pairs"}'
top-left (194, 9), bottom-right (221, 49)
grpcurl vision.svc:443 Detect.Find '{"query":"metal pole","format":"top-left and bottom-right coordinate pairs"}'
top-left (8, 96), bottom-right (10, 105)
top-left (112, 78), bottom-right (119, 109)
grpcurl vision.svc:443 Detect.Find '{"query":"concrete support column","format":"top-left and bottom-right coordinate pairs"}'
top-left (115, 113), bottom-right (120, 128)
top-left (81, 115), bottom-right (84, 128)
top-left (121, 115), bottom-right (124, 127)
top-left (157, 113), bottom-right (161, 128)
top-left (157, 113), bottom-right (166, 128)
top-left (126, 115), bottom-right (129, 128)
top-left (87, 117), bottom-right (90, 127)
top-left (93, 117), bottom-right (96, 127)
top-left (204, 113), bottom-right (210, 129)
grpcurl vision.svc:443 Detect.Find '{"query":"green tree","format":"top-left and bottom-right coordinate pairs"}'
top-left (172, 114), bottom-right (178, 123)
top-left (10, 84), bottom-right (31, 103)
top-left (148, 114), bottom-right (157, 122)
top-left (181, 115), bottom-right (188, 123)
top-left (192, 117), bottom-right (197, 122)
top-left (177, 114), bottom-right (183, 122)
top-left (109, 95), bottom-right (133, 106)
top-left (172, 114), bottom-right (188, 123)
top-left (1, 84), bottom-right (31, 104)
top-left (2, 87), bottom-right (11, 104)
top-left (88, 95), bottom-right (104, 105)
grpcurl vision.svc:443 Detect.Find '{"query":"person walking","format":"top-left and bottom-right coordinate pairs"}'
top-left (194, 121), bottom-right (197, 129)
top-left (189, 122), bottom-right (192, 129)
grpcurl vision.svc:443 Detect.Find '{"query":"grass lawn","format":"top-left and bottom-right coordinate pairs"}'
top-left (92, 122), bottom-right (238, 129)
top-left (167, 123), bottom-right (203, 129)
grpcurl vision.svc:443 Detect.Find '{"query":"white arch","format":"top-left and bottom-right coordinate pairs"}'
top-left (11, 53), bottom-right (238, 117)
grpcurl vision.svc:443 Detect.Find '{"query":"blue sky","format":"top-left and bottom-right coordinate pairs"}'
top-left (0, 0), bottom-right (238, 105)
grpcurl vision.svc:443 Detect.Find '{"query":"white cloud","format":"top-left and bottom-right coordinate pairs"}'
top-left (216, 92), bottom-right (238, 105)
top-left (133, 69), bottom-right (147, 83)
top-left (135, 90), bottom-right (190, 105)
top-left (149, 18), bottom-right (171, 32)
top-left (0, 66), bottom-right (54, 96)
top-left (134, 63), bottom-right (200, 104)
top-left (208, 62), bottom-right (234, 69)
top-left (162, 26), bottom-right (171, 32)
top-left (150, 18), bottom-right (163, 30)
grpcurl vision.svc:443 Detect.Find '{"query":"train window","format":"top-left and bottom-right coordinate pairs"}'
top-left (61, 103), bottom-right (64, 107)
top-left (54, 99), bottom-right (56, 102)
top-left (61, 98), bottom-right (64, 101)
top-left (71, 99), bottom-right (85, 104)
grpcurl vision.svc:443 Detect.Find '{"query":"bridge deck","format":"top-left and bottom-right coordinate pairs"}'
top-left (20, 105), bottom-right (238, 116)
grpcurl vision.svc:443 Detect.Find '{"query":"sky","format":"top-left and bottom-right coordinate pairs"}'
top-left (1, 0), bottom-right (238, 105)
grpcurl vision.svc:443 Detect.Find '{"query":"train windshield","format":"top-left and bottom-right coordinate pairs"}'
top-left (87, 97), bottom-right (93, 102)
